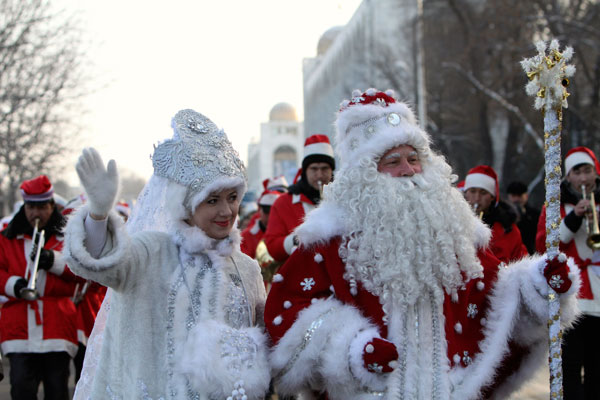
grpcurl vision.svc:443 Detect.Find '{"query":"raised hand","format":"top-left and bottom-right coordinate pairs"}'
top-left (75, 148), bottom-right (119, 218)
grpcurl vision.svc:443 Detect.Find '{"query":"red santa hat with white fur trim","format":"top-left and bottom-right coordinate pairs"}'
top-left (302, 134), bottom-right (335, 171)
top-left (564, 146), bottom-right (600, 176)
top-left (115, 201), bottom-right (131, 218)
top-left (464, 165), bottom-right (499, 199)
top-left (335, 88), bottom-right (431, 169)
top-left (20, 175), bottom-right (54, 203)
top-left (258, 189), bottom-right (281, 207)
top-left (263, 176), bottom-right (288, 192)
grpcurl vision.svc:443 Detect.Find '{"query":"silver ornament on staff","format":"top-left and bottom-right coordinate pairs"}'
top-left (521, 39), bottom-right (575, 400)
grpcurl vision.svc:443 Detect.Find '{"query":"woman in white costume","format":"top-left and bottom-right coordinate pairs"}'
top-left (64, 109), bottom-right (269, 400)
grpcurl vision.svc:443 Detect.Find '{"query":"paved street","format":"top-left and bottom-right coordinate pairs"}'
top-left (0, 355), bottom-right (551, 400)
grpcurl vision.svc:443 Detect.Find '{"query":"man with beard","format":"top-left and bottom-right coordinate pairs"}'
top-left (264, 89), bottom-right (580, 400)
top-left (536, 146), bottom-right (600, 399)
top-left (0, 175), bottom-right (81, 400)
top-left (264, 134), bottom-right (334, 262)
top-left (463, 165), bottom-right (529, 263)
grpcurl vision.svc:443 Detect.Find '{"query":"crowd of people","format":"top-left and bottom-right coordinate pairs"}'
top-left (0, 89), bottom-right (596, 399)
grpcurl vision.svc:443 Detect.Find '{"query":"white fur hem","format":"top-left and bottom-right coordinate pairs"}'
top-left (270, 298), bottom-right (380, 399)
top-left (64, 206), bottom-right (129, 272)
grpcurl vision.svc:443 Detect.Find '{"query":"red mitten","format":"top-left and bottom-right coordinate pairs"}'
top-left (363, 337), bottom-right (399, 374)
top-left (543, 253), bottom-right (572, 293)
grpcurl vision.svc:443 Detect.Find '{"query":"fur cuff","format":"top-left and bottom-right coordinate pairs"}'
top-left (48, 251), bottom-right (66, 275)
top-left (64, 205), bottom-right (129, 272)
top-left (283, 233), bottom-right (296, 255)
top-left (5, 276), bottom-right (21, 297)
top-left (348, 328), bottom-right (387, 391)
top-left (270, 298), bottom-right (379, 399)
top-left (519, 254), bottom-right (581, 325)
top-left (178, 320), bottom-right (270, 400)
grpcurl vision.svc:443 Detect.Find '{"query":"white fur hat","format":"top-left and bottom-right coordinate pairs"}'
top-left (335, 88), bottom-right (431, 169)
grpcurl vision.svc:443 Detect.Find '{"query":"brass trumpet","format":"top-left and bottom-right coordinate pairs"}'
top-left (581, 185), bottom-right (600, 250)
top-left (72, 280), bottom-right (91, 305)
top-left (317, 180), bottom-right (324, 199)
top-left (21, 219), bottom-right (44, 301)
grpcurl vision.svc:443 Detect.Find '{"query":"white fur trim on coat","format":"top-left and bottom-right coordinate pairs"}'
top-left (270, 298), bottom-right (381, 399)
top-left (64, 206), bottom-right (129, 272)
top-left (348, 328), bottom-right (387, 391)
top-left (449, 255), bottom-right (580, 399)
top-left (178, 319), bottom-right (270, 400)
top-left (5, 276), bottom-right (21, 298)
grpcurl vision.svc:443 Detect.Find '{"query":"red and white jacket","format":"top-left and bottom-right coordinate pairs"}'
top-left (265, 203), bottom-right (580, 400)
top-left (0, 232), bottom-right (80, 356)
top-left (75, 282), bottom-right (107, 345)
top-left (537, 203), bottom-right (600, 316)
top-left (241, 218), bottom-right (264, 259)
top-left (263, 193), bottom-right (316, 262)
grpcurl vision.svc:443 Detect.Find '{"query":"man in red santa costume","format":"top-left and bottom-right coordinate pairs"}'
top-left (265, 89), bottom-right (580, 400)
top-left (0, 175), bottom-right (81, 400)
top-left (264, 134), bottom-right (335, 262)
top-left (536, 146), bottom-right (600, 399)
top-left (463, 165), bottom-right (528, 263)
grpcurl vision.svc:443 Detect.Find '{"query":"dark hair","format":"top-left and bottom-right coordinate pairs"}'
top-left (506, 181), bottom-right (528, 195)
top-left (259, 205), bottom-right (271, 214)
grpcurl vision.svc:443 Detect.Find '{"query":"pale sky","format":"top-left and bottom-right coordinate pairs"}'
top-left (62, 0), bottom-right (362, 184)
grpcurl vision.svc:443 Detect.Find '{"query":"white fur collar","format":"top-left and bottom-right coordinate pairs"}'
top-left (295, 201), bottom-right (491, 249)
top-left (171, 219), bottom-right (241, 256)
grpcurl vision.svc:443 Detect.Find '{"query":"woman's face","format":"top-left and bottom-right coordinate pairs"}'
top-left (191, 188), bottom-right (240, 239)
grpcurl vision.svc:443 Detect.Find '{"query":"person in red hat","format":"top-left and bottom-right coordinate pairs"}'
top-left (241, 189), bottom-right (282, 259)
top-left (463, 165), bottom-right (528, 263)
top-left (0, 175), bottom-right (82, 400)
top-left (264, 89), bottom-right (580, 400)
top-left (536, 146), bottom-right (600, 398)
top-left (264, 134), bottom-right (335, 262)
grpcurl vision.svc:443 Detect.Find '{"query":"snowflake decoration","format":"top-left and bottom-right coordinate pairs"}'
top-left (549, 275), bottom-right (564, 289)
top-left (521, 40), bottom-right (575, 111)
top-left (368, 363), bottom-right (383, 373)
top-left (351, 96), bottom-right (365, 104)
top-left (300, 277), bottom-right (316, 291)
top-left (462, 351), bottom-right (472, 366)
top-left (467, 303), bottom-right (478, 319)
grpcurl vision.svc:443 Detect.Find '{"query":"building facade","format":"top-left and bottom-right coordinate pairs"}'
top-left (246, 102), bottom-right (304, 196)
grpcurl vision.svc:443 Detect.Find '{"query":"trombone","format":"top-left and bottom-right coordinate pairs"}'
top-left (21, 218), bottom-right (44, 301)
top-left (581, 185), bottom-right (600, 250)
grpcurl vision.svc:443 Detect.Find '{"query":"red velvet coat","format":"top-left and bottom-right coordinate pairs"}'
top-left (0, 232), bottom-right (81, 356)
top-left (264, 203), bottom-right (580, 400)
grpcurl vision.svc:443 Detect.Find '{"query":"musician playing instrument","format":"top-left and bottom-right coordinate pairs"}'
top-left (0, 175), bottom-right (81, 400)
top-left (536, 146), bottom-right (600, 399)
top-left (264, 134), bottom-right (335, 262)
top-left (463, 165), bottom-right (528, 263)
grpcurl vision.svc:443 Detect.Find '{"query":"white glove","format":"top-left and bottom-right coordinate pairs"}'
top-left (76, 148), bottom-right (119, 217)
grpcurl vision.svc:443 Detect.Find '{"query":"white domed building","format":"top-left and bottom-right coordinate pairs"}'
top-left (246, 102), bottom-right (304, 196)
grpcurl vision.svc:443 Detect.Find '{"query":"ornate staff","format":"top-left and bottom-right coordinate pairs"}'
top-left (521, 40), bottom-right (575, 400)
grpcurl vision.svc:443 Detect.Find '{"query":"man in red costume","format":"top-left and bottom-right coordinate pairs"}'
top-left (464, 165), bottom-right (528, 263)
top-left (0, 175), bottom-right (81, 400)
top-left (264, 134), bottom-right (335, 262)
top-left (265, 89), bottom-right (580, 400)
top-left (536, 146), bottom-right (600, 399)
top-left (241, 189), bottom-right (282, 259)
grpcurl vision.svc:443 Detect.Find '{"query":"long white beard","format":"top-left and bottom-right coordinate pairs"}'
top-left (325, 154), bottom-right (484, 308)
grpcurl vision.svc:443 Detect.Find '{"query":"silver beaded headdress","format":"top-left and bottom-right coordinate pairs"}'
top-left (152, 109), bottom-right (247, 210)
